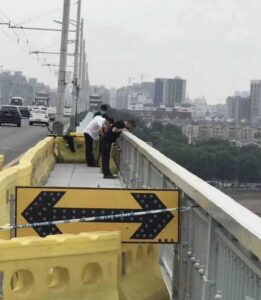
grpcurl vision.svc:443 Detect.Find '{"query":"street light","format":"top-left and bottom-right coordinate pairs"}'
top-left (0, 66), bottom-right (3, 104)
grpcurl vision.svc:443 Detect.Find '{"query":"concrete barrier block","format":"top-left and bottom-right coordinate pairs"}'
top-left (55, 135), bottom-right (85, 163)
top-left (120, 244), bottom-right (170, 300)
top-left (0, 232), bottom-right (121, 300)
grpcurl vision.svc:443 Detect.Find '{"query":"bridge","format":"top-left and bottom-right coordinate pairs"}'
top-left (0, 112), bottom-right (260, 300)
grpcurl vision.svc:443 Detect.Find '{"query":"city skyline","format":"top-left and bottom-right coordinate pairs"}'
top-left (1, 0), bottom-right (261, 104)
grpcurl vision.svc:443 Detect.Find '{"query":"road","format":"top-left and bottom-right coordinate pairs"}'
top-left (0, 119), bottom-right (50, 166)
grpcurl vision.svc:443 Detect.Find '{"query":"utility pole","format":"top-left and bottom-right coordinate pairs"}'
top-left (86, 63), bottom-right (90, 111)
top-left (77, 19), bottom-right (84, 117)
top-left (70, 0), bottom-right (81, 131)
top-left (54, 0), bottom-right (71, 134)
top-left (0, 66), bottom-right (3, 105)
top-left (81, 40), bottom-right (86, 113)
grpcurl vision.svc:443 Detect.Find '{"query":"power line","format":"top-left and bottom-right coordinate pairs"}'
top-left (0, 9), bottom-right (63, 78)
top-left (13, 7), bottom-right (62, 26)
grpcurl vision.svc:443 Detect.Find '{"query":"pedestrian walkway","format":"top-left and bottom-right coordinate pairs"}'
top-left (45, 163), bottom-right (122, 188)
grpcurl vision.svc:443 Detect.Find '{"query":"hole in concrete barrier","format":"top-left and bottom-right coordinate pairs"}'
top-left (10, 270), bottom-right (34, 294)
top-left (47, 267), bottom-right (69, 289)
top-left (81, 263), bottom-right (102, 285)
top-left (136, 246), bottom-right (145, 263)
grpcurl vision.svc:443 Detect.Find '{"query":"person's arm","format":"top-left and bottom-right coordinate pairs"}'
top-left (111, 120), bottom-right (126, 133)
top-left (112, 127), bottom-right (127, 133)
top-left (98, 125), bottom-right (106, 136)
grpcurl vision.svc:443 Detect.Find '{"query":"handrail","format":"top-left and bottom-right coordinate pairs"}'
top-left (122, 131), bottom-right (261, 260)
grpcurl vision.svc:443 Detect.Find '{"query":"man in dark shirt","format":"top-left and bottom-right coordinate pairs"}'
top-left (100, 120), bottom-right (136, 179)
top-left (93, 104), bottom-right (108, 118)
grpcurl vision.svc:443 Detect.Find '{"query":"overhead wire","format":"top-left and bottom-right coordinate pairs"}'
top-left (13, 6), bottom-right (62, 26)
top-left (0, 1), bottom-right (78, 78)
top-left (0, 8), bottom-right (61, 77)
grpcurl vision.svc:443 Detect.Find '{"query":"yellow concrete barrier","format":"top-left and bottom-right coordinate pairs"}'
top-left (54, 133), bottom-right (100, 164)
top-left (0, 155), bottom-right (4, 171)
top-left (120, 244), bottom-right (170, 300)
top-left (0, 232), bottom-right (121, 300)
top-left (0, 137), bottom-right (56, 240)
top-left (0, 166), bottom-right (21, 240)
top-left (20, 137), bottom-right (56, 186)
top-left (54, 134), bottom-right (86, 163)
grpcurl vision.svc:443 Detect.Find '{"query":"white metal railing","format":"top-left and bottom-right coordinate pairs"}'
top-left (76, 111), bottom-right (93, 133)
top-left (117, 132), bottom-right (261, 300)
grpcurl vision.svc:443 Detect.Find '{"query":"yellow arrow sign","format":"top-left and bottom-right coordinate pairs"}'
top-left (16, 187), bottom-right (179, 243)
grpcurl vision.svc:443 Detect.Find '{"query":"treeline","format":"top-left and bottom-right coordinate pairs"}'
top-left (110, 110), bottom-right (261, 183)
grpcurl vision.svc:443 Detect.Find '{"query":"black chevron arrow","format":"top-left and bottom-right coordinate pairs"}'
top-left (21, 191), bottom-right (174, 239)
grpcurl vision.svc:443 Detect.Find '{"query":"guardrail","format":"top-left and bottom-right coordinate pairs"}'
top-left (118, 132), bottom-right (261, 300)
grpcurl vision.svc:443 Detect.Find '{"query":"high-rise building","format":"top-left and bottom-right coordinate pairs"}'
top-left (154, 79), bottom-right (164, 106)
top-left (116, 87), bottom-right (130, 109)
top-left (141, 82), bottom-right (155, 101)
top-left (0, 71), bottom-right (51, 105)
top-left (109, 88), bottom-right (117, 108)
top-left (153, 77), bottom-right (186, 107)
top-left (226, 96), bottom-right (250, 122)
top-left (250, 80), bottom-right (261, 123)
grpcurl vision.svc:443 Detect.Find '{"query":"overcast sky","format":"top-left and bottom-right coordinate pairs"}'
top-left (1, 0), bottom-right (261, 104)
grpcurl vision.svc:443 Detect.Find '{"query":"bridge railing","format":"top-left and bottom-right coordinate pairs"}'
top-left (118, 132), bottom-right (261, 300)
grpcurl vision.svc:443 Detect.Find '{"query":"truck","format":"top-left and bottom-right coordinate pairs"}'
top-left (34, 92), bottom-right (49, 107)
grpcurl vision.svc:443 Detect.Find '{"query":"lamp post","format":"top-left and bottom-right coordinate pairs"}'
top-left (70, 0), bottom-right (82, 131)
top-left (0, 66), bottom-right (3, 105)
top-left (54, 0), bottom-right (71, 135)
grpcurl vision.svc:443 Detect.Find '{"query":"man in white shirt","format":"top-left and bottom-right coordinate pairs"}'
top-left (83, 114), bottom-right (113, 166)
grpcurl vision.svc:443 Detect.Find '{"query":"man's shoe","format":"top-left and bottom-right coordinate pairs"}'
top-left (87, 163), bottom-right (98, 167)
top-left (103, 174), bottom-right (118, 179)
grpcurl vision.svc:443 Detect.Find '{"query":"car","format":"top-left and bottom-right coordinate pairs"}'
top-left (29, 110), bottom-right (49, 126)
top-left (0, 105), bottom-right (22, 127)
top-left (18, 106), bottom-right (30, 118)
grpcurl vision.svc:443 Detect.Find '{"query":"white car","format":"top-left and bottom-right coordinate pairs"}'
top-left (29, 110), bottom-right (49, 126)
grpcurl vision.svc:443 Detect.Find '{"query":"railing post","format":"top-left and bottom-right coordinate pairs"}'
top-left (175, 196), bottom-right (191, 300)
top-left (202, 216), bottom-right (218, 299)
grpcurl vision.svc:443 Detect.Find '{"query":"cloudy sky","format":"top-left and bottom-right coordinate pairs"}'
top-left (1, 0), bottom-right (261, 104)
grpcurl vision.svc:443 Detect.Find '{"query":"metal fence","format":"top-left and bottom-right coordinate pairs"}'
top-left (117, 132), bottom-right (261, 300)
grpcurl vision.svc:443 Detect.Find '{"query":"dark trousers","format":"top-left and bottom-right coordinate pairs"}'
top-left (84, 133), bottom-right (96, 166)
top-left (100, 140), bottom-right (112, 176)
top-left (63, 135), bottom-right (75, 152)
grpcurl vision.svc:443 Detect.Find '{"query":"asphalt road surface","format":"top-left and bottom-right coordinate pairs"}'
top-left (0, 119), bottom-right (50, 166)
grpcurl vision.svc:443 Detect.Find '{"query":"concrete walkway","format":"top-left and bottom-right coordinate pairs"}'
top-left (45, 113), bottom-right (123, 189)
top-left (45, 163), bottom-right (122, 188)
